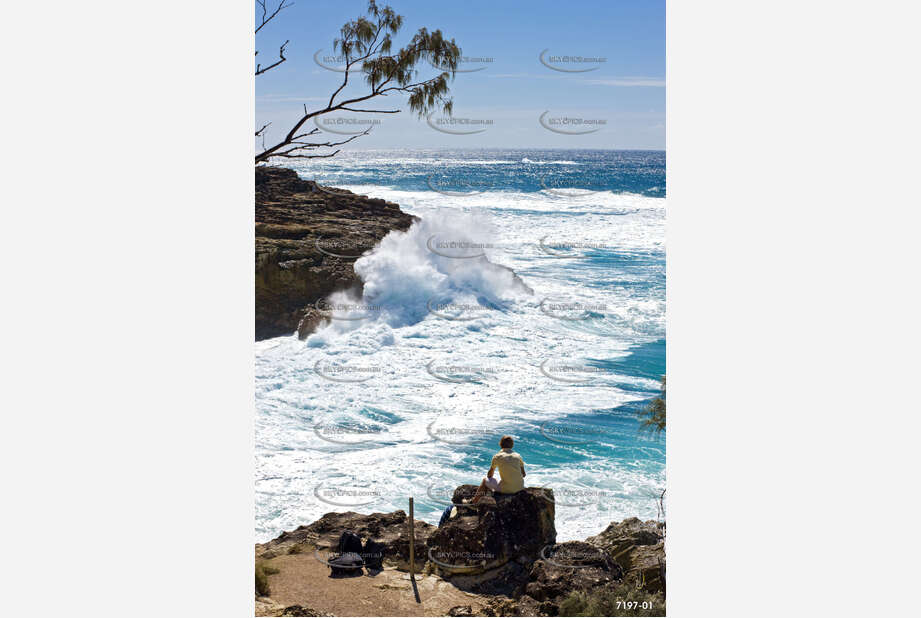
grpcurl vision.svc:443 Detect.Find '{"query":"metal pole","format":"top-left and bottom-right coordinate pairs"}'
top-left (409, 496), bottom-right (415, 576)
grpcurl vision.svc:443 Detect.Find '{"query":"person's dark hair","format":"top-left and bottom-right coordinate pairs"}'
top-left (499, 435), bottom-right (514, 449)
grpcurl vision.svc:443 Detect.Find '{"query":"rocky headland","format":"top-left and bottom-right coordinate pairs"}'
top-left (255, 166), bottom-right (415, 340)
top-left (255, 485), bottom-right (665, 617)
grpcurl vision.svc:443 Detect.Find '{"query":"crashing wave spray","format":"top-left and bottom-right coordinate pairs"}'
top-left (310, 211), bottom-right (533, 341)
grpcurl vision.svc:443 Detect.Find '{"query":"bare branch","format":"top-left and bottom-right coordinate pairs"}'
top-left (256, 40), bottom-right (288, 76)
top-left (255, 122), bottom-right (271, 137)
top-left (291, 128), bottom-right (321, 140)
top-left (267, 149), bottom-right (342, 160)
top-left (256, 129), bottom-right (370, 164)
top-left (256, 0), bottom-right (293, 34)
top-left (338, 107), bottom-right (400, 113)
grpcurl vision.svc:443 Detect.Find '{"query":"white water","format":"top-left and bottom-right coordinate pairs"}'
top-left (256, 186), bottom-right (665, 542)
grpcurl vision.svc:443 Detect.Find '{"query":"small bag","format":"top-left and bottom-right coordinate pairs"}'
top-left (362, 539), bottom-right (385, 570)
top-left (337, 530), bottom-right (363, 555)
top-left (328, 551), bottom-right (364, 576)
top-left (438, 504), bottom-right (453, 528)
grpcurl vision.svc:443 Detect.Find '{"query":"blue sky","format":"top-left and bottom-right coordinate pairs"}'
top-left (256, 0), bottom-right (664, 150)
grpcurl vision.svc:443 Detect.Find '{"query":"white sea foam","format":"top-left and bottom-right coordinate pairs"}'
top-left (521, 157), bottom-right (579, 165)
top-left (255, 182), bottom-right (665, 542)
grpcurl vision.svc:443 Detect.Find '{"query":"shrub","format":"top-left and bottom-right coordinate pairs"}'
top-left (637, 376), bottom-right (666, 435)
top-left (288, 543), bottom-right (305, 555)
top-left (558, 581), bottom-right (665, 617)
top-left (255, 561), bottom-right (279, 596)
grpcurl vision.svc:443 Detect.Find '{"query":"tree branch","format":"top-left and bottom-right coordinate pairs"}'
top-left (338, 106), bottom-right (400, 113)
top-left (256, 0), bottom-right (293, 34)
top-left (256, 40), bottom-right (288, 76)
top-left (255, 1), bottom-right (460, 164)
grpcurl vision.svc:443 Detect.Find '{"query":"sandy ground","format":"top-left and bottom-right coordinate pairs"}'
top-left (257, 545), bottom-right (487, 617)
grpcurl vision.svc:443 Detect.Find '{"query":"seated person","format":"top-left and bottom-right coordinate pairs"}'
top-left (471, 435), bottom-right (526, 504)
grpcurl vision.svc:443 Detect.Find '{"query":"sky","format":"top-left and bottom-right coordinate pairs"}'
top-left (256, 0), bottom-right (664, 151)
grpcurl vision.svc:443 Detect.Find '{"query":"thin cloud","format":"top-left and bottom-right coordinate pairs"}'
top-left (487, 74), bottom-right (665, 87)
top-left (585, 78), bottom-right (665, 87)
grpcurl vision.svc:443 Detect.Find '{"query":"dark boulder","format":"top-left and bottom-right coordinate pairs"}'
top-left (522, 541), bottom-right (624, 602)
top-left (426, 485), bottom-right (556, 576)
top-left (585, 517), bottom-right (665, 593)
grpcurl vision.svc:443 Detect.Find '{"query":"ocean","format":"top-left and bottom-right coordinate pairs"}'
top-left (255, 149), bottom-right (665, 542)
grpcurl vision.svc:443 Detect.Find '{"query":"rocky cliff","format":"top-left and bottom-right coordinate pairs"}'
top-left (255, 166), bottom-right (415, 340)
top-left (255, 485), bottom-right (666, 616)
top-left (586, 517), bottom-right (666, 595)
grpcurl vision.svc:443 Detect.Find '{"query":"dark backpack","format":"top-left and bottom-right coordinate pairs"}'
top-left (362, 539), bottom-right (385, 570)
top-left (328, 551), bottom-right (364, 576)
top-left (337, 530), bottom-right (363, 555)
top-left (438, 504), bottom-right (453, 528)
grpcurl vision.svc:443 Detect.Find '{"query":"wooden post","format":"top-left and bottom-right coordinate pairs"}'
top-left (408, 496), bottom-right (421, 603)
top-left (408, 497), bottom-right (415, 576)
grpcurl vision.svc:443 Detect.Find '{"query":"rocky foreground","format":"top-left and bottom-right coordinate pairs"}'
top-left (255, 166), bottom-right (415, 340)
top-left (255, 486), bottom-right (665, 616)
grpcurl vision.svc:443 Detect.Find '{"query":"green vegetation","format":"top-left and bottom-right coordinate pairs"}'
top-left (255, 561), bottom-right (279, 596)
top-left (255, 0), bottom-right (461, 164)
top-left (287, 543), bottom-right (305, 554)
top-left (638, 376), bottom-right (666, 435)
top-left (558, 582), bottom-right (665, 617)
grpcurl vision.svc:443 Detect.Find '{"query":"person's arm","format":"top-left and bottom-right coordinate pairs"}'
top-left (487, 454), bottom-right (497, 478)
top-left (521, 463), bottom-right (526, 478)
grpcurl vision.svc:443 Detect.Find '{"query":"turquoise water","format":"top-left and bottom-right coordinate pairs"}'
top-left (293, 148), bottom-right (664, 196)
top-left (256, 149), bottom-right (665, 541)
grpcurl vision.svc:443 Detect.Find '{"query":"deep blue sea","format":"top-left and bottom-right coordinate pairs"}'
top-left (255, 149), bottom-right (665, 542)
